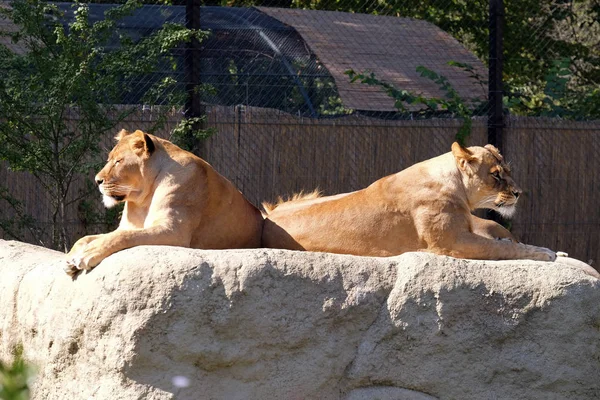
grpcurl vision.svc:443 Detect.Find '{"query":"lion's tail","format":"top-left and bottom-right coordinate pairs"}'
top-left (261, 189), bottom-right (322, 216)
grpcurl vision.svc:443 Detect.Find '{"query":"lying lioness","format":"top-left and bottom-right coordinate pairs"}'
top-left (65, 129), bottom-right (263, 275)
top-left (262, 142), bottom-right (558, 262)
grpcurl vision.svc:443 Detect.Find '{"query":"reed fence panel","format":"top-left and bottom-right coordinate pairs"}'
top-left (1, 107), bottom-right (597, 268)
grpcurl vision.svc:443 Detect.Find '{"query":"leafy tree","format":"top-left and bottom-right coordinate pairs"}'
top-left (346, 62), bottom-right (487, 145)
top-left (0, 0), bottom-right (208, 250)
top-left (0, 345), bottom-right (33, 400)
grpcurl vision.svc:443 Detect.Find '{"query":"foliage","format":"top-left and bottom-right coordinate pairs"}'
top-left (0, 346), bottom-right (34, 400)
top-left (0, 0), bottom-right (207, 250)
top-left (314, 78), bottom-right (352, 116)
top-left (170, 117), bottom-right (217, 152)
top-left (76, 181), bottom-right (123, 235)
top-left (221, 0), bottom-right (600, 119)
top-left (506, 57), bottom-right (600, 119)
top-left (346, 62), bottom-right (487, 145)
top-left (0, 188), bottom-right (41, 246)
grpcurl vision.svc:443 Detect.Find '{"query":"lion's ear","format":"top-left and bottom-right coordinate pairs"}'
top-left (115, 129), bottom-right (131, 142)
top-left (451, 142), bottom-right (476, 172)
top-left (130, 131), bottom-right (155, 157)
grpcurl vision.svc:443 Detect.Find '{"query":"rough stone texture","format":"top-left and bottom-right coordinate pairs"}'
top-left (1, 239), bottom-right (599, 400)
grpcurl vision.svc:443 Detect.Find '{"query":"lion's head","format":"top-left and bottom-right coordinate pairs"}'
top-left (95, 129), bottom-right (156, 208)
top-left (452, 142), bottom-right (522, 218)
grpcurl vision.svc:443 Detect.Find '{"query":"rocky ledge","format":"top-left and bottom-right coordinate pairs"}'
top-left (1, 240), bottom-right (599, 399)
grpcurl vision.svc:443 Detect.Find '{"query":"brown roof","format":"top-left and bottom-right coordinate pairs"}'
top-left (258, 7), bottom-right (487, 112)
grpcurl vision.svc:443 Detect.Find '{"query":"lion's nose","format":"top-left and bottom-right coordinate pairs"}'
top-left (95, 178), bottom-right (104, 186)
top-left (513, 190), bottom-right (521, 199)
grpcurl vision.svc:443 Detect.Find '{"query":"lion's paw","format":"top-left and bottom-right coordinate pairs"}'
top-left (64, 252), bottom-right (88, 276)
top-left (532, 246), bottom-right (556, 262)
top-left (64, 244), bottom-right (104, 276)
top-left (64, 260), bottom-right (80, 277)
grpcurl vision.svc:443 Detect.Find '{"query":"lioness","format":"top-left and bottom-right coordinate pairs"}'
top-left (65, 129), bottom-right (263, 275)
top-left (262, 142), bottom-right (556, 262)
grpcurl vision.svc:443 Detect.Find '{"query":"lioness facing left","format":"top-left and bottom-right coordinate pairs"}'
top-left (65, 129), bottom-right (263, 275)
top-left (263, 142), bottom-right (582, 266)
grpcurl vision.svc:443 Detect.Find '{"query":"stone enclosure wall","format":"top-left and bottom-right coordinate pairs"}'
top-left (1, 239), bottom-right (599, 399)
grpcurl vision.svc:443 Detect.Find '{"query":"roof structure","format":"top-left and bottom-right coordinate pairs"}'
top-left (54, 4), bottom-right (334, 115)
top-left (1, 3), bottom-right (487, 115)
top-left (259, 7), bottom-right (488, 112)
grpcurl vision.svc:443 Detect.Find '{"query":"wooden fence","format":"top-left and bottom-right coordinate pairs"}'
top-left (1, 106), bottom-right (598, 268)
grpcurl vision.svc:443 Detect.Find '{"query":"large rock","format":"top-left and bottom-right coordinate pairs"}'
top-left (1, 239), bottom-right (599, 400)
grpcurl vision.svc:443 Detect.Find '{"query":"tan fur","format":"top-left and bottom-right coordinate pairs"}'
top-left (262, 189), bottom-right (322, 215)
top-left (65, 129), bottom-right (263, 275)
top-left (262, 142), bottom-right (557, 262)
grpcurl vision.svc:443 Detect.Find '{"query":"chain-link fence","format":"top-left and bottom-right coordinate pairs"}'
top-left (1, 0), bottom-right (599, 268)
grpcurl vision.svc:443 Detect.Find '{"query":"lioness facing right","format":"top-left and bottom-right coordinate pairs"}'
top-left (262, 142), bottom-right (557, 262)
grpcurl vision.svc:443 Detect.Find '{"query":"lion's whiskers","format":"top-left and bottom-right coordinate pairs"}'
top-left (101, 184), bottom-right (134, 192)
top-left (474, 195), bottom-right (498, 209)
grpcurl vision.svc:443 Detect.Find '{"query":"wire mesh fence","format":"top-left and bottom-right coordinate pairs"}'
top-left (0, 0), bottom-right (599, 268)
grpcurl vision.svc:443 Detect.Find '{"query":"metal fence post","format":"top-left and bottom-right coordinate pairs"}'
top-left (185, 0), bottom-right (203, 152)
top-left (487, 0), bottom-right (505, 223)
top-left (488, 0), bottom-right (504, 150)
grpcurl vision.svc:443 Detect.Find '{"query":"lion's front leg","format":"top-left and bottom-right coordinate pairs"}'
top-left (68, 234), bottom-right (103, 254)
top-left (470, 215), bottom-right (518, 242)
top-left (447, 231), bottom-right (556, 261)
top-left (65, 227), bottom-right (191, 275)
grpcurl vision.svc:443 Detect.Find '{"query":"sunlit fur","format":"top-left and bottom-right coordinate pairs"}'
top-left (98, 182), bottom-right (134, 208)
top-left (470, 144), bottom-right (521, 219)
top-left (102, 194), bottom-right (118, 208)
top-left (65, 129), bottom-right (263, 275)
top-left (495, 204), bottom-right (516, 218)
top-left (262, 142), bottom-right (556, 262)
top-left (262, 190), bottom-right (322, 215)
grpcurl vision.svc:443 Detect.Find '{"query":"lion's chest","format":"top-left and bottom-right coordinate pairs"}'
top-left (119, 202), bottom-right (150, 229)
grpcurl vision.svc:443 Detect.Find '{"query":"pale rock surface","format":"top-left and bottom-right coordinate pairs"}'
top-left (0, 239), bottom-right (599, 400)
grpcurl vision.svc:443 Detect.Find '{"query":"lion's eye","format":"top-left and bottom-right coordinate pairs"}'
top-left (491, 171), bottom-right (501, 181)
top-left (114, 159), bottom-right (122, 165)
